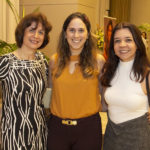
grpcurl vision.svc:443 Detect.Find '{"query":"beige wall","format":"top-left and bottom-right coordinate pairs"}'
top-left (0, 0), bottom-right (19, 43)
top-left (20, 0), bottom-right (99, 57)
top-left (0, 0), bottom-right (109, 58)
top-left (130, 0), bottom-right (150, 25)
top-left (130, 0), bottom-right (150, 60)
top-left (20, 0), bottom-right (108, 58)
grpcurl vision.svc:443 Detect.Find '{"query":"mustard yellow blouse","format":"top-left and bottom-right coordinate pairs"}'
top-left (50, 54), bottom-right (101, 119)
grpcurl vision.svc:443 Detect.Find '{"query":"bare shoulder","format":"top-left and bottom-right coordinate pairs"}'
top-left (49, 53), bottom-right (57, 70)
top-left (96, 53), bottom-right (105, 71)
top-left (96, 53), bottom-right (105, 63)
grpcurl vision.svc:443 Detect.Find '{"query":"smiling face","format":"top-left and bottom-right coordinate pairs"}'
top-left (114, 28), bottom-right (137, 62)
top-left (65, 18), bottom-right (88, 54)
top-left (22, 22), bottom-right (45, 50)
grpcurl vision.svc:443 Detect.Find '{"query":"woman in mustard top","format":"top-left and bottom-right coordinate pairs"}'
top-left (47, 12), bottom-right (105, 150)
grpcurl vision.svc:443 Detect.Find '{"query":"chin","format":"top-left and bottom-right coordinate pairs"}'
top-left (31, 45), bottom-right (41, 50)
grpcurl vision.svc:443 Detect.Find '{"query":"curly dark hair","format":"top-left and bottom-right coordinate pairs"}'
top-left (55, 12), bottom-right (97, 78)
top-left (101, 22), bottom-right (150, 87)
top-left (15, 12), bottom-right (52, 49)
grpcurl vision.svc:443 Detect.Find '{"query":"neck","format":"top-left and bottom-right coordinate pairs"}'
top-left (71, 49), bottom-right (82, 56)
top-left (17, 48), bottom-right (36, 60)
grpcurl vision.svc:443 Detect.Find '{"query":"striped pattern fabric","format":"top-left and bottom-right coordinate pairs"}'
top-left (0, 52), bottom-right (48, 150)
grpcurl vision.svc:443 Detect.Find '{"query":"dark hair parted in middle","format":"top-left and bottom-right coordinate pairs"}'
top-left (101, 22), bottom-right (150, 87)
top-left (55, 12), bottom-right (97, 78)
top-left (15, 12), bottom-right (52, 49)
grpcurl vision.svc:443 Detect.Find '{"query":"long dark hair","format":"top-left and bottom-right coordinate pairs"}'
top-left (55, 12), bottom-right (97, 78)
top-left (101, 22), bottom-right (150, 87)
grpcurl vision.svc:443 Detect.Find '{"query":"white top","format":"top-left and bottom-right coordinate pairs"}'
top-left (105, 59), bottom-right (149, 124)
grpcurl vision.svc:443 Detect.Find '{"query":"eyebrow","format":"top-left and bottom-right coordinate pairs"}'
top-left (68, 27), bottom-right (85, 29)
top-left (29, 26), bottom-right (45, 31)
top-left (114, 36), bottom-right (132, 39)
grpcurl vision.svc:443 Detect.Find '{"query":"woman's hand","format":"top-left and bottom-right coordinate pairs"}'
top-left (147, 108), bottom-right (150, 123)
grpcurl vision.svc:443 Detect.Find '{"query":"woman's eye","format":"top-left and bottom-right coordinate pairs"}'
top-left (29, 28), bottom-right (35, 32)
top-left (114, 39), bottom-right (120, 43)
top-left (69, 28), bottom-right (75, 32)
top-left (78, 28), bottom-right (84, 33)
top-left (28, 27), bottom-right (37, 32)
top-left (38, 31), bottom-right (44, 35)
top-left (126, 38), bottom-right (132, 42)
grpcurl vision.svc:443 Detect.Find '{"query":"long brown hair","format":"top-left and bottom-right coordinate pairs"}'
top-left (55, 12), bottom-right (97, 78)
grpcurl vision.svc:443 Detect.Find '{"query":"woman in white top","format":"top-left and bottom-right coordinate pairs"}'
top-left (100, 22), bottom-right (150, 150)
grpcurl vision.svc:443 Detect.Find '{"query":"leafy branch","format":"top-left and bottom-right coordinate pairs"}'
top-left (138, 23), bottom-right (150, 33)
top-left (94, 25), bottom-right (104, 51)
top-left (6, 0), bottom-right (20, 24)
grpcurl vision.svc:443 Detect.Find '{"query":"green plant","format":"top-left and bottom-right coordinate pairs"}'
top-left (0, 0), bottom-right (20, 56)
top-left (6, 0), bottom-right (20, 24)
top-left (0, 40), bottom-right (17, 56)
top-left (138, 23), bottom-right (150, 34)
top-left (94, 26), bottom-right (104, 51)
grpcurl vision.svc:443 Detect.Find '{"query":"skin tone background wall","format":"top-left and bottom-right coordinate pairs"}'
top-left (0, 0), bottom-right (150, 59)
top-left (130, 0), bottom-right (150, 60)
top-left (130, 0), bottom-right (150, 25)
top-left (0, 0), bottom-right (19, 43)
top-left (19, 0), bottom-right (106, 57)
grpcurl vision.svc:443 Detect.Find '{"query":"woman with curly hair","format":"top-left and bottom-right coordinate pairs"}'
top-left (0, 12), bottom-right (52, 150)
top-left (47, 12), bottom-right (105, 150)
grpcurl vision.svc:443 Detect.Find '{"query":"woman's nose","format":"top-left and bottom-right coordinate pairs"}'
top-left (120, 40), bottom-right (126, 46)
top-left (34, 31), bottom-right (39, 38)
top-left (74, 31), bottom-right (79, 37)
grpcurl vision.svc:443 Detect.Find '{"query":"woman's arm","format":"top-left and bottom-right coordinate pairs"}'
top-left (47, 54), bottom-right (56, 88)
top-left (96, 53), bottom-right (108, 112)
top-left (99, 82), bottom-right (108, 112)
top-left (147, 72), bottom-right (150, 123)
